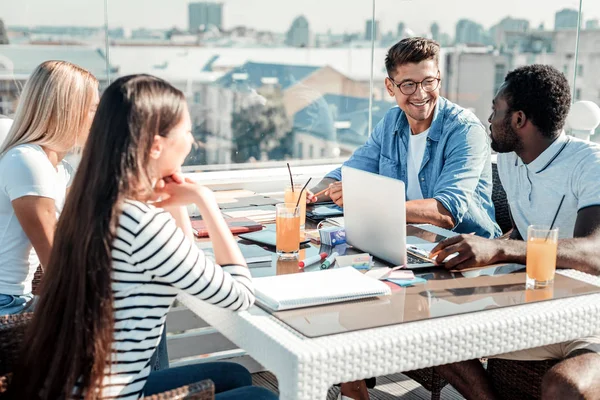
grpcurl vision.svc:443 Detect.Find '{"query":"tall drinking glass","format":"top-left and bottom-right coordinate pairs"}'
top-left (276, 203), bottom-right (301, 259)
top-left (284, 184), bottom-right (306, 228)
top-left (526, 225), bottom-right (559, 289)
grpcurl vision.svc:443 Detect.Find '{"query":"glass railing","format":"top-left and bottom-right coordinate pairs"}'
top-left (1, 0), bottom-right (596, 169)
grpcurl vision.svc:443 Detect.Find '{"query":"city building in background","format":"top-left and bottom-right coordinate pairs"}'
top-left (555, 8), bottom-right (580, 30)
top-left (430, 23), bottom-right (440, 42)
top-left (365, 20), bottom-right (381, 41)
top-left (0, 19), bottom-right (8, 45)
top-left (1, 1), bottom-right (599, 166)
top-left (0, 45), bottom-right (110, 116)
top-left (188, 2), bottom-right (223, 32)
top-left (397, 22), bottom-right (405, 38)
top-left (285, 16), bottom-right (310, 48)
top-left (455, 19), bottom-right (488, 45)
top-left (489, 17), bottom-right (529, 48)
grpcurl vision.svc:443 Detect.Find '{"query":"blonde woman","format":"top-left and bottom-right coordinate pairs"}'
top-left (0, 60), bottom-right (98, 316)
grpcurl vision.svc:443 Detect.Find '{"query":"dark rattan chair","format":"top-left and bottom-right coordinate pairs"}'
top-left (492, 162), bottom-right (512, 234)
top-left (487, 358), bottom-right (559, 400)
top-left (142, 379), bottom-right (215, 400)
top-left (0, 312), bottom-right (33, 376)
top-left (403, 367), bottom-right (448, 400)
top-left (32, 265), bottom-right (44, 295)
top-left (0, 313), bottom-right (215, 399)
top-left (0, 374), bottom-right (214, 400)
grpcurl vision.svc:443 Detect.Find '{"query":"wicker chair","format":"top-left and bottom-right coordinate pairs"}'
top-left (492, 162), bottom-right (512, 234)
top-left (0, 314), bottom-right (215, 399)
top-left (32, 265), bottom-right (44, 295)
top-left (487, 358), bottom-right (559, 400)
top-left (0, 312), bottom-right (33, 376)
top-left (0, 374), bottom-right (214, 400)
top-left (403, 368), bottom-right (448, 400)
top-left (142, 380), bottom-right (215, 400)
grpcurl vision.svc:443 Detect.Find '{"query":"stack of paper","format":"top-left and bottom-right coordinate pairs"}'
top-left (224, 209), bottom-right (277, 224)
top-left (325, 217), bottom-right (345, 227)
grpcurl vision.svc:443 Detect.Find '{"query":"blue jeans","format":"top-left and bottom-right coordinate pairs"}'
top-left (0, 293), bottom-right (36, 316)
top-left (143, 362), bottom-right (278, 399)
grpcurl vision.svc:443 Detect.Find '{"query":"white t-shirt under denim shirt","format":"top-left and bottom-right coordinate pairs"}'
top-left (0, 144), bottom-right (73, 295)
top-left (406, 127), bottom-right (430, 200)
top-left (497, 133), bottom-right (600, 240)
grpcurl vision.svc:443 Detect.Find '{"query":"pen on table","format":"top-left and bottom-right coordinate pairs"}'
top-left (320, 252), bottom-right (339, 269)
top-left (312, 187), bottom-right (329, 198)
top-left (298, 252), bottom-right (328, 268)
top-left (407, 245), bottom-right (434, 260)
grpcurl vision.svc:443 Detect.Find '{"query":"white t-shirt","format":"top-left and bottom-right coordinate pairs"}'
top-left (0, 144), bottom-right (73, 295)
top-left (498, 133), bottom-right (600, 240)
top-left (0, 118), bottom-right (12, 147)
top-left (406, 127), bottom-right (430, 201)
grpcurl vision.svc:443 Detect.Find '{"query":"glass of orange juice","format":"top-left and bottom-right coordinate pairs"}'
top-left (276, 203), bottom-right (301, 259)
top-left (526, 225), bottom-right (559, 289)
top-left (284, 184), bottom-right (306, 228)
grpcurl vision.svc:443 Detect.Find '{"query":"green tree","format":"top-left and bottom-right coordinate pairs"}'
top-left (230, 88), bottom-right (292, 163)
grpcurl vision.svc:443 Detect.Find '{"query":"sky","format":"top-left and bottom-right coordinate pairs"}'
top-left (1, 0), bottom-right (598, 36)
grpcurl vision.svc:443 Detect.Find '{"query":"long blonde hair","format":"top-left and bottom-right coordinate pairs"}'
top-left (0, 60), bottom-right (98, 155)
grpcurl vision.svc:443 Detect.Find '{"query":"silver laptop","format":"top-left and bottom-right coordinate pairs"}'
top-left (341, 166), bottom-right (454, 269)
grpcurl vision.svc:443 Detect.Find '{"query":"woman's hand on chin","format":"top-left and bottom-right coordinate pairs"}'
top-left (152, 175), bottom-right (214, 208)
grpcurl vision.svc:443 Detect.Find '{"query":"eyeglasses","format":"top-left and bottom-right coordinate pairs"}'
top-left (388, 73), bottom-right (441, 95)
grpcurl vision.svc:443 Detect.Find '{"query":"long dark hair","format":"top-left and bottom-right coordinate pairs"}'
top-left (10, 75), bottom-right (186, 399)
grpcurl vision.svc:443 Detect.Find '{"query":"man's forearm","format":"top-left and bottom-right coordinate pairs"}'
top-left (494, 237), bottom-right (600, 276)
top-left (494, 239), bottom-right (527, 265)
top-left (556, 237), bottom-right (600, 275)
top-left (310, 177), bottom-right (337, 203)
top-left (406, 199), bottom-right (455, 230)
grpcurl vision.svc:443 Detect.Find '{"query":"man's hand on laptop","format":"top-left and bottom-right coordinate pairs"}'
top-left (429, 234), bottom-right (502, 270)
top-left (326, 181), bottom-right (344, 207)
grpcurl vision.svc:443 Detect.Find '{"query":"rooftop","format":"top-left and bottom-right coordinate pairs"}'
top-left (0, 44), bottom-right (110, 78)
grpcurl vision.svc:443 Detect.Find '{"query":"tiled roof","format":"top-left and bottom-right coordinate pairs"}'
top-left (216, 61), bottom-right (319, 90)
top-left (293, 93), bottom-right (391, 143)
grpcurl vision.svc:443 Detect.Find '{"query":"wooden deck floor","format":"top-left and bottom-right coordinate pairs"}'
top-left (252, 371), bottom-right (465, 400)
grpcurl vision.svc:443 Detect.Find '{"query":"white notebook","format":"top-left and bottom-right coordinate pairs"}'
top-left (253, 267), bottom-right (392, 311)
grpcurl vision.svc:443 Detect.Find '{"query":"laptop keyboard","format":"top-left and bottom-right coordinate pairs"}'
top-left (407, 253), bottom-right (430, 264)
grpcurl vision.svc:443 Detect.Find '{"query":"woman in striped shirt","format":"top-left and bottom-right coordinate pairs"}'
top-left (10, 75), bottom-right (278, 400)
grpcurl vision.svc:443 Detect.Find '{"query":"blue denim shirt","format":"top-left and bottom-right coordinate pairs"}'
top-left (326, 97), bottom-right (500, 238)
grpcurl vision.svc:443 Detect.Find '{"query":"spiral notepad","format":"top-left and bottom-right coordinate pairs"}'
top-left (253, 267), bottom-right (392, 311)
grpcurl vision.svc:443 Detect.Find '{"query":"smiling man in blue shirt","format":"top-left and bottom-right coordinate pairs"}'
top-left (311, 37), bottom-right (500, 239)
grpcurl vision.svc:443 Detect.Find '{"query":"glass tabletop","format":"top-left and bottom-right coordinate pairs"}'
top-left (270, 265), bottom-right (600, 338)
top-left (195, 209), bottom-right (600, 338)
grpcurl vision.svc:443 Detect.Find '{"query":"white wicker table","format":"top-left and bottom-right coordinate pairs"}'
top-left (179, 269), bottom-right (600, 400)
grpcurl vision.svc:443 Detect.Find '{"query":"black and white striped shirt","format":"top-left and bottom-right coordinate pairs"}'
top-left (101, 200), bottom-right (254, 399)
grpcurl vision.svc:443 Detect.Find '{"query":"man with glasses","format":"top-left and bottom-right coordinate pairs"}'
top-left (311, 37), bottom-right (500, 238)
